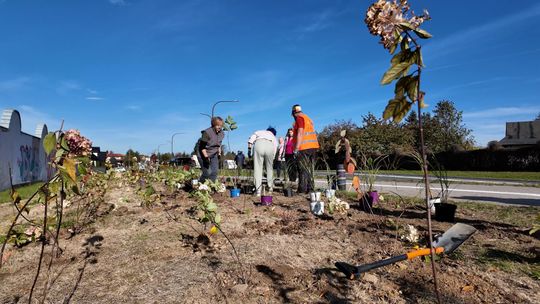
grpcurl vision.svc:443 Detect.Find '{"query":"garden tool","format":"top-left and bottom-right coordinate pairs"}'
top-left (335, 223), bottom-right (477, 279)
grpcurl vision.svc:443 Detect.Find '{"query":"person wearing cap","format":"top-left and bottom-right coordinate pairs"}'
top-left (196, 116), bottom-right (225, 182)
top-left (248, 127), bottom-right (278, 196)
top-left (291, 104), bottom-right (319, 194)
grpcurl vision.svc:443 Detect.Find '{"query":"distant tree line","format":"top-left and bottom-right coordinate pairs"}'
top-left (318, 100), bottom-right (475, 165)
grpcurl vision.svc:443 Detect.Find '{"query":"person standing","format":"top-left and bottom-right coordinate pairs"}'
top-left (197, 117), bottom-right (225, 182)
top-left (276, 137), bottom-right (286, 179)
top-left (284, 128), bottom-right (297, 182)
top-left (248, 127), bottom-right (277, 196)
top-left (234, 150), bottom-right (245, 170)
top-left (291, 104), bottom-right (319, 194)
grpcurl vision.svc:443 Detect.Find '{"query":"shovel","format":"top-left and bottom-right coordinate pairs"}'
top-left (335, 223), bottom-right (477, 279)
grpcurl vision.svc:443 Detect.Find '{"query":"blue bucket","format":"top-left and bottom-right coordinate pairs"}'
top-left (230, 188), bottom-right (241, 198)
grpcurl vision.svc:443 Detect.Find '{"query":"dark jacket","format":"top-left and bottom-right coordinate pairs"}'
top-left (197, 127), bottom-right (224, 157)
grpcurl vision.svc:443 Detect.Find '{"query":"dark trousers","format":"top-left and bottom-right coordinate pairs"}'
top-left (198, 154), bottom-right (219, 182)
top-left (284, 154), bottom-right (297, 182)
top-left (276, 160), bottom-right (286, 178)
top-left (297, 149), bottom-right (317, 194)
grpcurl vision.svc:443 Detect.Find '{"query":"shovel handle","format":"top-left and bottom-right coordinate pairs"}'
top-left (406, 247), bottom-right (444, 260)
top-left (356, 254), bottom-right (408, 274)
top-left (336, 247), bottom-right (446, 279)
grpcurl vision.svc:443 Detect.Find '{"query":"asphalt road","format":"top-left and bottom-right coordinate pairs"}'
top-left (370, 181), bottom-right (540, 206)
top-left (312, 175), bottom-right (540, 206)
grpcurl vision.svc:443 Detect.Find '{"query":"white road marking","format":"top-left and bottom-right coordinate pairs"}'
top-left (374, 183), bottom-right (540, 198)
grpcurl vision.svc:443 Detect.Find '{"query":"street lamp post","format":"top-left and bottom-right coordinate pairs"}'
top-left (171, 132), bottom-right (184, 156)
top-left (211, 100), bottom-right (239, 118)
top-left (157, 141), bottom-right (170, 155)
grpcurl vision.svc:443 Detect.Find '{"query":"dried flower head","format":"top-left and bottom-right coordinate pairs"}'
top-left (64, 129), bottom-right (92, 157)
top-left (365, 0), bottom-right (430, 51)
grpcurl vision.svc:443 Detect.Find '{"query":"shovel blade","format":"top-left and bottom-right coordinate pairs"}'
top-left (433, 223), bottom-right (476, 254)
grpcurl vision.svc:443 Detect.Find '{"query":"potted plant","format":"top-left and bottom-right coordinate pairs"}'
top-left (360, 155), bottom-right (385, 211)
top-left (431, 160), bottom-right (456, 222)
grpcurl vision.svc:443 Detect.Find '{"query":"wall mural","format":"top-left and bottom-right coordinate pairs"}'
top-left (17, 145), bottom-right (41, 182)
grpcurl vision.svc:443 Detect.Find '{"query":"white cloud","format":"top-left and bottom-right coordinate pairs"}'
top-left (56, 80), bottom-right (82, 95)
top-left (464, 106), bottom-right (540, 119)
top-left (424, 3), bottom-right (540, 58)
top-left (85, 96), bottom-right (104, 101)
top-left (87, 89), bottom-right (98, 94)
top-left (0, 77), bottom-right (31, 91)
top-left (125, 105), bottom-right (141, 111)
top-left (109, 0), bottom-right (127, 5)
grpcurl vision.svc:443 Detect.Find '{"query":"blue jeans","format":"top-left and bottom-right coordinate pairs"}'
top-left (199, 154), bottom-right (219, 182)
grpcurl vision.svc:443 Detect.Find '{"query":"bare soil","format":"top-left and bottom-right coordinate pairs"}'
top-left (0, 176), bottom-right (539, 303)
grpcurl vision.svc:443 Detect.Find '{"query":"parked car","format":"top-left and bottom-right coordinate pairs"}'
top-left (114, 166), bottom-right (126, 172)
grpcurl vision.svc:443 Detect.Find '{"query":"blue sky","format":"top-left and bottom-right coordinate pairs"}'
top-left (1, 0), bottom-right (539, 155)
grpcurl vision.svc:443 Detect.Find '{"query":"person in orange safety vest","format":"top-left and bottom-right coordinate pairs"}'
top-left (291, 104), bottom-right (319, 194)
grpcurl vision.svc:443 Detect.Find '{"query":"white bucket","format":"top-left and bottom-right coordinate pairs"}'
top-left (428, 197), bottom-right (441, 215)
top-left (324, 189), bottom-right (336, 199)
top-left (310, 201), bottom-right (324, 215)
top-left (309, 191), bottom-right (322, 202)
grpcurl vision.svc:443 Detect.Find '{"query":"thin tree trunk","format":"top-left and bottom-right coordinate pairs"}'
top-left (416, 61), bottom-right (442, 304)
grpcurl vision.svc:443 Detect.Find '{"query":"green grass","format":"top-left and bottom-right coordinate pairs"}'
top-left (0, 182), bottom-right (44, 204)
top-left (378, 170), bottom-right (540, 181)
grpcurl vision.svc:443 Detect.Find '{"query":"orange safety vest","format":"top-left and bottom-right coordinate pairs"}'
top-left (293, 113), bottom-right (320, 150)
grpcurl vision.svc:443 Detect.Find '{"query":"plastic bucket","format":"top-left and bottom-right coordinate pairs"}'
top-left (309, 191), bottom-right (322, 202)
top-left (230, 188), bottom-right (241, 198)
top-left (261, 195), bottom-right (273, 206)
top-left (325, 189), bottom-right (336, 199)
top-left (310, 201), bottom-right (324, 215)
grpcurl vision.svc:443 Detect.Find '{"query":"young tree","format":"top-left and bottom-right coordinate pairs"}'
top-left (432, 100), bottom-right (474, 152)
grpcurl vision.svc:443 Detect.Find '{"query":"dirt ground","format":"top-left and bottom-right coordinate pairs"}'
top-left (0, 175), bottom-right (539, 304)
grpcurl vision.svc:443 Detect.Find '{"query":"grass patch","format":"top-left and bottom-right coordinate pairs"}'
top-left (0, 182), bottom-right (44, 204)
top-left (475, 247), bottom-right (540, 280)
top-left (455, 201), bottom-right (539, 228)
top-left (379, 170), bottom-right (540, 181)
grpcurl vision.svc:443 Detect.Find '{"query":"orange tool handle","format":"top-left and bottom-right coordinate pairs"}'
top-left (406, 247), bottom-right (444, 260)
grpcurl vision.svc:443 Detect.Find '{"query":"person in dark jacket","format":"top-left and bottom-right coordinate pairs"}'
top-left (235, 151), bottom-right (245, 170)
top-left (196, 117), bottom-right (225, 182)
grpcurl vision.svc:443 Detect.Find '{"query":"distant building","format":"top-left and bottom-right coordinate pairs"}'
top-left (499, 119), bottom-right (540, 149)
top-left (91, 147), bottom-right (107, 167)
top-left (106, 152), bottom-right (125, 166)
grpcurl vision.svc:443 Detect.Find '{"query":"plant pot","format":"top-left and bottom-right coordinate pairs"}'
top-left (230, 188), bottom-right (241, 198)
top-left (435, 203), bottom-right (457, 222)
top-left (360, 192), bottom-right (378, 212)
top-left (310, 201), bottom-right (325, 216)
top-left (260, 195), bottom-right (273, 206)
top-left (241, 184), bottom-right (254, 194)
top-left (309, 191), bottom-right (322, 202)
top-left (283, 188), bottom-right (294, 197)
top-left (324, 189), bottom-right (336, 199)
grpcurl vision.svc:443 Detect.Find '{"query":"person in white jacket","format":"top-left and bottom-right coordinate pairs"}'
top-left (248, 127), bottom-right (277, 196)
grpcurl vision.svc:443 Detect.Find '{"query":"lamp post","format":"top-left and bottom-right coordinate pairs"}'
top-left (171, 132), bottom-right (184, 156)
top-left (157, 141), bottom-right (170, 155)
top-left (211, 100), bottom-right (239, 118)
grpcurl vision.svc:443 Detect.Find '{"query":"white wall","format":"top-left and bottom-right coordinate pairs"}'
top-left (0, 109), bottom-right (49, 191)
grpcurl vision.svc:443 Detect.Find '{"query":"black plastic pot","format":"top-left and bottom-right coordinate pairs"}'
top-left (435, 203), bottom-right (457, 222)
top-left (283, 188), bottom-right (294, 197)
top-left (359, 193), bottom-right (374, 212)
top-left (241, 184), bottom-right (254, 194)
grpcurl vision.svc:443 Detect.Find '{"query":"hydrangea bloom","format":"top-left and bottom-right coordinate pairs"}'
top-left (64, 129), bottom-right (92, 157)
top-left (365, 0), bottom-right (430, 51)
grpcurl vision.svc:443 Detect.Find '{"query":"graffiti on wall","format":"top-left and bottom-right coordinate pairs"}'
top-left (17, 145), bottom-right (41, 182)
